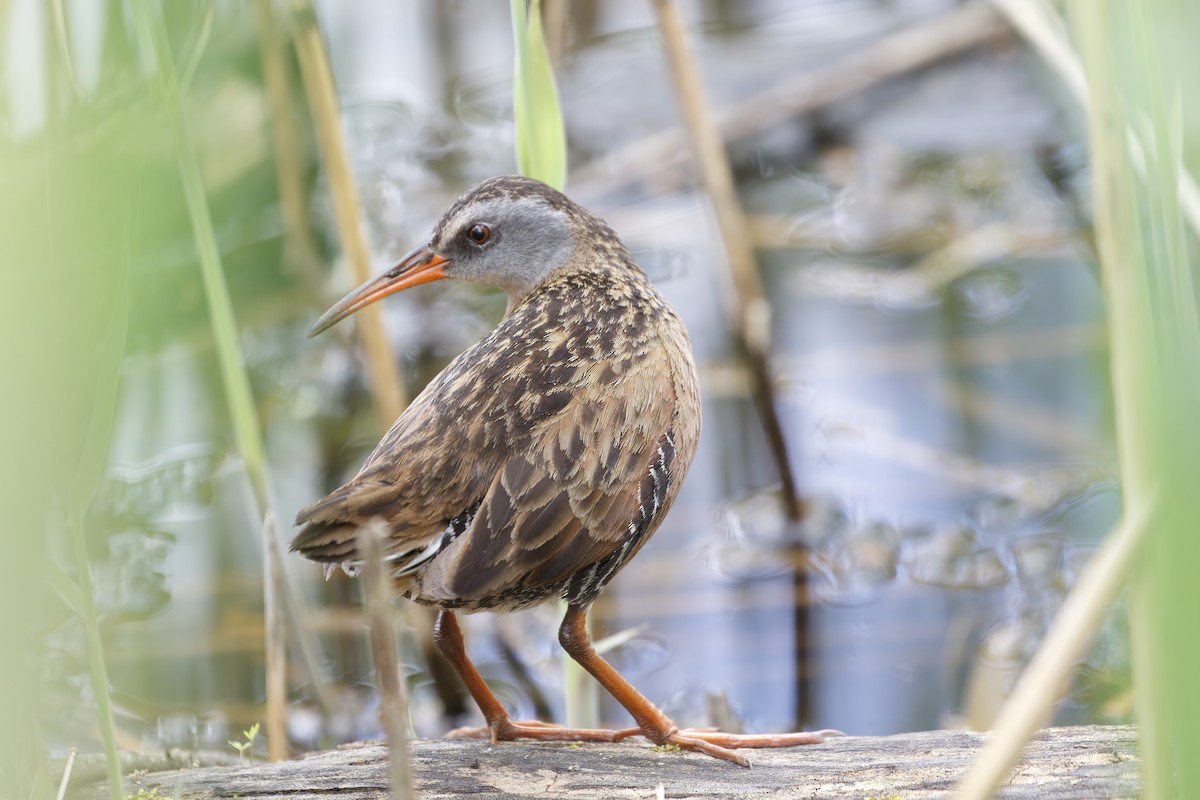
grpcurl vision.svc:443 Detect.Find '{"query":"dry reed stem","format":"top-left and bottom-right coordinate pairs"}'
top-left (260, 516), bottom-right (288, 762)
top-left (542, 0), bottom-right (567, 68)
top-left (254, 0), bottom-right (321, 286)
top-left (291, 0), bottom-right (407, 429)
top-left (359, 519), bottom-right (415, 800)
top-left (953, 502), bottom-right (1153, 800)
top-left (54, 748), bottom-right (76, 800)
top-left (576, 3), bottom-right (1004, 192)
top-left (652, 0), bottom-right (802, 519)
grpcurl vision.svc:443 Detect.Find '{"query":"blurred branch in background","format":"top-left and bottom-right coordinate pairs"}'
top-left (652, 0), bottom-right (802, 521)
top-left (575, 2), bottom-right (1006, 194)
top-left (290, 0), bottom-right (408, 430)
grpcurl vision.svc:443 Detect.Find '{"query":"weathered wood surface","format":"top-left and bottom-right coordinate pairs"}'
top-left (91, 725), bottom-right (1138, 800)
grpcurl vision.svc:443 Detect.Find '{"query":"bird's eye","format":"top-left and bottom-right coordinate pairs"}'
top-left (467, 224), bottom-right (491, 245)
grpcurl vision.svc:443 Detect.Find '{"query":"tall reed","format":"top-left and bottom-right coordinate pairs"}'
top-left (129, 0), bottom-right (291, 762)
top-left (958, 2), bottom-right (1199, 796)
top-left (1069, 2), bottom-right (1200, 797)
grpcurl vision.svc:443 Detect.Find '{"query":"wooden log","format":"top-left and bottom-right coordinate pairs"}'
top-left (88, 725), bottom-right (1138, 800)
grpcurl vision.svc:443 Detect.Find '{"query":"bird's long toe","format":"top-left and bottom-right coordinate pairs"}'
top-left (447, 718), bottom-right (621, 744)
top-left (659, 731), bottom-right (752, 767)
top-left (629, 724), bottom-right (839, 767)
top-left (673, 728), bottom-right (840, 748)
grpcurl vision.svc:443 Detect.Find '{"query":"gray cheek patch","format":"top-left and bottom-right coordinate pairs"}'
top-left (444, 197), bottom-right (575, 300)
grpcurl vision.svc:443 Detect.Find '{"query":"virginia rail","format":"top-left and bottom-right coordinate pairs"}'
top-left (292, 176), bottom-right (831, 765)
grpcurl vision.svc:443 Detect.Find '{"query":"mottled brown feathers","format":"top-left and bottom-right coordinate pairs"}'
top-left (292, 179), bottom-right (700, 612)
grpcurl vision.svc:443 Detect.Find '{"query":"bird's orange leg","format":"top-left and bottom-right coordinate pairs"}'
top-left (558, 604), bottom-right (838, 767)
top-left (432, 610), bottom-right (618, 743)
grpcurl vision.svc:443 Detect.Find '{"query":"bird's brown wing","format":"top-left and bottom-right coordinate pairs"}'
top-left (292, 276), bottom-right (697, 602)
top-left (292, 343), bottom-right (679, 590)
top-left (415, 356), bottom-right (680, 606)
top-left (290, 374), bottom-right (493, 570)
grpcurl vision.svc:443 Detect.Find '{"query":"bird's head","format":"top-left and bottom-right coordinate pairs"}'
top-left (309, 176), bottom-right (579, 337)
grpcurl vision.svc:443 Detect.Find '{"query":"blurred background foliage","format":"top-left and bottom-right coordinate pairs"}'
top-left (0, 0), bottom-right (1196, 797)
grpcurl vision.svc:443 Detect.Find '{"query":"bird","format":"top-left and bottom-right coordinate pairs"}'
top-left (291, 175), bottom-right (832, 765)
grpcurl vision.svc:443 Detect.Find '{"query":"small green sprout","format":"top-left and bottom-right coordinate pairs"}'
top-left (126, 789), bottom-right (167, 800)
top-left (227, 722), bottom-right (261, 761)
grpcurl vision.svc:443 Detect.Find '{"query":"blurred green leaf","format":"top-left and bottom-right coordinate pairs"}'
top-left (511, 0), bottom-right (566, 190)
top-left (0, 75), bottom-right (152, 800)
top-left (71, 283), bottom-right (128, 517)
top-left (1069, 2), bottom-right (1200, 797)
top-left (47, 562), bottom-right (87, 621)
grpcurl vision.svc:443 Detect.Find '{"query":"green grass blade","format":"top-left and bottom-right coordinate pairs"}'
top-left (511, 0), bottom-right (567, 190)
top-left (1067, 2), bottom-right (1200, 798)
top-left (129, 0), bottom-right (288, 760)
top-left (46, 563), bottom-right (87, 621)
top-left (70, 512), bottom-right (124, 800)
top-left (71, 280), bottom-right (128, 519)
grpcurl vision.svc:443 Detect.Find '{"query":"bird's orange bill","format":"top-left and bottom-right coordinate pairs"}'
top-left (308, 242), bottom-right (449, 337)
